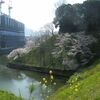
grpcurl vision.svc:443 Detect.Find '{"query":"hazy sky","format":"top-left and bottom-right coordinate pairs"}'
top-left (2, 0), bottom-right (85, 31)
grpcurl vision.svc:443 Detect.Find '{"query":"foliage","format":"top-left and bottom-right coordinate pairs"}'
top-left (0, 90), bottom-right (23, 100)
top-left (39, 70), bottom-right (57, 100)
top-left (13, 31), bottom-right (98, 70)
top-left (84, 0), bottom-right (100, 32)
top-left (41, 23), bottom-right (55, 36)
top-left (7, 40), bottom-right (35, 60)
top-left (28, 83), bottom-right (35, 95)
top-left (52, 32), bottom-right (97, 69)
top-left (54, 4), bottom-right (77, 33)
top-left (13, 35), bottom-right (63, 69)
top-left (53, 0), bottom-right (100, 33)
top-left (48, 60), bottom-right (100, 100)
top-left (0, 84), bottom-right (35, 100)
top-left (28, 83), bottom-right (35, 100)
top-left (53, 0), bottom-right (100, 68)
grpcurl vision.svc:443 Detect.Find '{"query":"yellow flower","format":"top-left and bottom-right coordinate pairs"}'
top-left (75, 88), bottom-right (78, 92)
top-left (49, 70), bottom-right (53, 74)
top-left (39, 82), bottom-right (41, 84)
top-left (47, 96), bottom-right (49, 98)
top-left (75, 77), bottom-right (78, 81)
top-left (50, 75), bottom-right (54, 80)
top-left (53, 82), bottom-right (56, 85)
top-left (45, 80), bottom-right (47, 84)
top-left (72, 80), bottom-right (74, 83)
top-left (75, 85), bottom-right (78, 88)
top-left (42, 84), bottom-right (47, 88)
top-left (43, 78), bottom-right (46, 81)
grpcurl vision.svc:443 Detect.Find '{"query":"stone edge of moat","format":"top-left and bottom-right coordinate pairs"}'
top-left (7, 63), bottom-right (76, 77)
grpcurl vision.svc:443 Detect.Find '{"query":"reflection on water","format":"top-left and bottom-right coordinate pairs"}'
top-left (0, 64), bottom-right (65, 100)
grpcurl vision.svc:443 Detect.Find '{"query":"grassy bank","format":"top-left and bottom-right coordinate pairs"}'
top-left (0, 90), bottom-right (23, 100)
top-left (48, 60), bottom-right (100, 100)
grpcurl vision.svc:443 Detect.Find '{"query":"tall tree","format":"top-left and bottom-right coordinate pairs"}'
top-left (53, 4), bottom-right (77, 33)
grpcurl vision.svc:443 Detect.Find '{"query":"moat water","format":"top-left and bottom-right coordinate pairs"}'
top-left (0, 64), bottom-right (66, 100)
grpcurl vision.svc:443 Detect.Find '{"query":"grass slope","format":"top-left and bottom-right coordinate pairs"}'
top-left (48, 60), bottom-right (100, 100)
top-left (0, 90), bottom-right (23, 100)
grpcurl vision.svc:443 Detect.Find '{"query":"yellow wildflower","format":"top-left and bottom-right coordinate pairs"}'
top-left (75, 85), bottom-right (78, 88)
top-left (49, 70), bottom-right (53, 74)
top-left (50, 75), bottom-right (54, 80)
top-left (45, 80), bottom-right (47, 84)
top-left (47, 96), bottom-right (49, 98)
top-left (53, 82), bottom-right (56, 85)
top-left (75, 77), bottom-right (78, 81)
top-left (43, 78), bottom-right (46, 81)
top-left (42, 84), bottom-right (47, 88)
top-left (75, 88), bottom-right (78, 92)
top-left (39, 82), bottom-right (41, 84)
